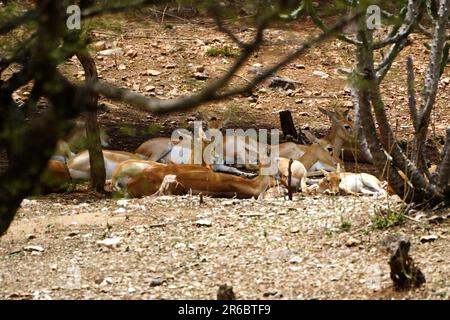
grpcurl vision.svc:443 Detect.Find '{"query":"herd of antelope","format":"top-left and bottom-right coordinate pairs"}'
top-left (42, 107), bottom-right (394, 200)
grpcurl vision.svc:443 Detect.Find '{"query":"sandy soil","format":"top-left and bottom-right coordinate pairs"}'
top-left (1, 8), bottom-right (449, 300)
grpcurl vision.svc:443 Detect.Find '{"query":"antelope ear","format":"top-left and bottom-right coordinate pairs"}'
top-left (303, 131), bottom-right (318, 143)
top-left (336, 163), bottom-right (341, 174)
top-left (343, 108), bottom-right (351, 120)
top-left (320, 168), bottom-right (329, 176)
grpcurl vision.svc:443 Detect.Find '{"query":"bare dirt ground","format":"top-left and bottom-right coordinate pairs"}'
top-left (1, 9), bottom-right (449, 300)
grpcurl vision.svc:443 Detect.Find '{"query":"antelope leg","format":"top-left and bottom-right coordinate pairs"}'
top-left (212, 164), bottom-right (257, 178)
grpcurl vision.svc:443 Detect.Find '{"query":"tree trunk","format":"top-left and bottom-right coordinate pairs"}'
top-left (77, 52), bottom-right (106, 192)
top-left (279, 110), bottom-right (303, 143)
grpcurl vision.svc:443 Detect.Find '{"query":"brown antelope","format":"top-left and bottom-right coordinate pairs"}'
top-left (126, 162), bottom-right (276, 199)
top-left (39, 160), bottom-right (72, 193)
top-left (317, 107), bottom-right (354, 159)
top-left (67, 150), bottom-right (141, 180)
top-left (111, 159), bottom-right (165, 194)
top-left (311, 165), bottom-right (387, 196)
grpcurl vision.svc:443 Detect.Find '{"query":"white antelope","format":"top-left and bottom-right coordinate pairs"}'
top-left (67, 150), bottom-right (141, 180)
top-left (276, 157), bottom-right (308, 191)
top-left (312, 165), bottom-right (387, 196)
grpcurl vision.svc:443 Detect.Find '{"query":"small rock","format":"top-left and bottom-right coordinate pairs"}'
top-left (132, 225), bottom-right (146, 234)
top-left (117, 64), bottom-right (127, 70)
top-left (98, 48), bottom-right (123, 56)
top-left (68, 231), bottom-right (79, 237)
top-left (116, 199), bottom-right (129, 207)
top-left (313, 70), bottom-right (330, 79)
top-left (26, 234), bottom-right (36, 240)
top-left (100, 277), bottom-right (114, 286)
top-left (114, 207), bottom-right (126, 214)
top-left (250, 63), bottom-right (263, 75)
top-left (145, 85), bottom-right (156, 92)
top-left (195, 219), bottom-right (212, 227)
top-left (346, 237), bottom-right (361, 247)
top-left (165, 63), bottom-right (176, 69)
top-left (420, 235), bottom-right (438, 243)
top-left (125, 49), bottom-right (137, 58)
top-left (128, 287), bottom-right (136, 294)
top-left (222, 200), bottom-right (238, 206)
top-left (288, 256), bottom-right (304, 264)
top-left (97, 237), bottom-right (122, 248)
top-left (294, 64), bottom-right (305, 69)
top-left (143, 69), bottom-right (162, 76)
top-left (194, 72), bottom-right (209, 80)
top-left (150, 277), bottom-right (166, 287)
top-left (263, 289), bottom-right (278, 297)
top-left (290, 227), bottom-right (300, 233)
top-left (23, 245), bottom-right (44, 253)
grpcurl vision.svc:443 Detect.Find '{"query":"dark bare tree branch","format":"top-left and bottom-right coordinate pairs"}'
top-left (406, 56), bottom-right (419, 132)
top-left (413, 0), bottom-right (449, 174)
top-left (373, 0), bottom-right (421, 49)
top-left (438, 127), bottom-right (450, 194)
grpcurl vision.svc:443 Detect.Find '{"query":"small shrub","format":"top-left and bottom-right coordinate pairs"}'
top-left (206, 46), bottom-right (238, 57)
top-left (372, 205), bottom-right (405, 230)
top-left (340, 220), bottom-right (352, 232)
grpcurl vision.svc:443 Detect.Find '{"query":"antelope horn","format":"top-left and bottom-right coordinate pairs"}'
top-left (303, 131), bottom-right (318, 144)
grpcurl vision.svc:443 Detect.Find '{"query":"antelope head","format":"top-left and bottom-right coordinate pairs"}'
top-left (317, 169), bottom-right (341, 194)
top-left (319, 107), bottom-right (353, 140)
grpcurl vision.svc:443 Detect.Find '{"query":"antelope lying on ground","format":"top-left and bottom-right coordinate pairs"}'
top-left (67, 150), bottom-right (141, 180)
top-left (275, 108), bottom-right (352, 171)
top-left (311, 167), bottom-right (387, 196)
top-left (206, 111), bottom-right (344, 172)
top-left (126, 161), bottom-right (276, 199)
top-left (39, 160), bottom-right (72, 193)
top-left (317, 107), bottom-right (354, 159)
top-left (111, 159), bottom-right (165, 194)
top-left (136, 125), bottom-right (256, 178)
top-left (276, 157), bottom-right (308, 191)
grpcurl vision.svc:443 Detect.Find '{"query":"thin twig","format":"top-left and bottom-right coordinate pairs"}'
top-left (216, 67), bottom-right (252, 84)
